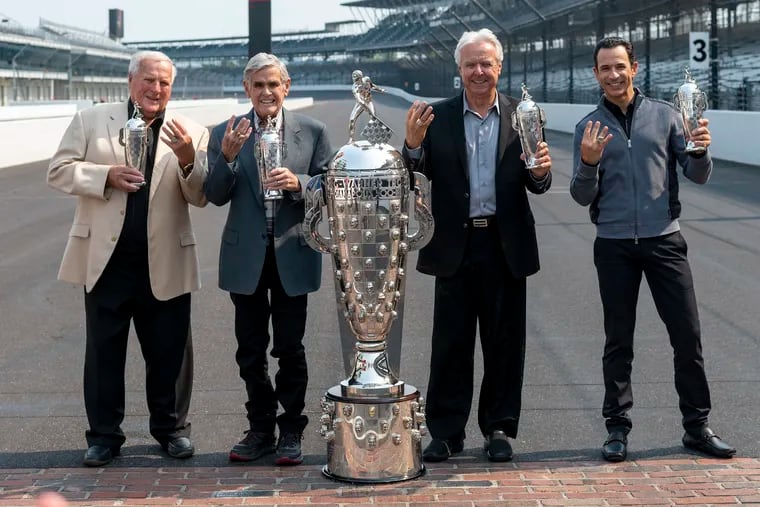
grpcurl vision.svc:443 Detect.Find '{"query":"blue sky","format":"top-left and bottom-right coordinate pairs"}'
top-left (0, 0), bottom-right (363, 41)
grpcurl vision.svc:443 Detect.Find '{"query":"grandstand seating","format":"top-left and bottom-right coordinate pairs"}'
top-left (2, 1), bottom-right (758, 111)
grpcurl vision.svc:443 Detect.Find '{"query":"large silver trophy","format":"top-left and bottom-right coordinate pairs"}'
top-left (302, 70), bottom-right (434, 483)
top-left (673, 67), bottom-right (708, 154)
top-left (511, 83), bottom-right (546, 169)
top-left (123, 106), bottom-right (148, 187)
top-left (256, 116), bottom-right (285, 200)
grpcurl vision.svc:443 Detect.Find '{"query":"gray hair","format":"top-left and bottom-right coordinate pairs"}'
top-left (243, 53), bottom-right (290, 83)
top-left (454, 28), bottom-right (504, 66)
top-left (128, 50), bottom-right (176, 83)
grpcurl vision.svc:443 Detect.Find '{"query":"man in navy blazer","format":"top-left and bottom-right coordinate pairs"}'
top-left (205, 53), bottom-right (332, 466)
top-left (403, 29), bottom-right (553, 463)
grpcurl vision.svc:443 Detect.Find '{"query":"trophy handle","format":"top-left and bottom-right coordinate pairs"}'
top-left (406, 172), bottom-right (434, 252)
top-left (302, 174), bottom-right (333, 253)
top-left (510, 111), bottom-right (519, 131)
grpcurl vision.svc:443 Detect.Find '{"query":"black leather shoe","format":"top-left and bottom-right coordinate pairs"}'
top-left (602, 431), bottom-right (628, 462)
top-left (163, 436), bottom-right (195, 459)
top-left (422, 438), bottom-right (464, 462)
top-left (484, 430), bottom-right (513, 462)
top-left (83, 445), bottom-right (119, 467)
top-left (683, 427), bottom-right (736, 458)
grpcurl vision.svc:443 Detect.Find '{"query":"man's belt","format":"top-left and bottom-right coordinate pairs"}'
top-left (470, 216), bottom-right (495, 228)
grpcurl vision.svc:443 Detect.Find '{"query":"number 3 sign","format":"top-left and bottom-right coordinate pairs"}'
top-left (689, 32), bottom-right (710, 70)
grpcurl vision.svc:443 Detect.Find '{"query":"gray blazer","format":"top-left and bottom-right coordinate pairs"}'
top-left (205, 108), bottom-right (333, 296)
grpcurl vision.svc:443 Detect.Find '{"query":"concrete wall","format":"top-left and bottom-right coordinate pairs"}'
top-left (1, 89), bottom-right (757, 169)
top-left (0, 98), bottom-right (313, 169)
top-left (541, 103), bottom-right (760, 167)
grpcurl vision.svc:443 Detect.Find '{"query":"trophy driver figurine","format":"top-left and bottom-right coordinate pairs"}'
top-left (348, 70), bottom-right (387, 143)
top-left (303, 70), bottom-right (434, 483)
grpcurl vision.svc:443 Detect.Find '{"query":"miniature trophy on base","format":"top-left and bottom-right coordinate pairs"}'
top-left (122, 106), bottom-right (148, 187)
top-left (673, 67), bottom-right (708, 154)
top-left (511, 83), bottom-right (546, 169)
top-left (302, 70), bottom-right (434, 483)
top-left (256, 115), bottom-right (285, 200)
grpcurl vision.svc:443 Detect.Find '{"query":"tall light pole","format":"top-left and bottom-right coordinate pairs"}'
top-left (249, 0), bottom-right (272, 57)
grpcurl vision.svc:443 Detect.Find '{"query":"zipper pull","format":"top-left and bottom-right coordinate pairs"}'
top-left (628, 139), bottom-right (632, 149)
top-left (634, 234), bottom-right (639, 245)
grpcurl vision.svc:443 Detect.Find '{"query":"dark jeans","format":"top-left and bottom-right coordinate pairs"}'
top-left (594, 231), bottom-right (711, 434)
top-left (426, 223), bottom-right (527, 441)
top-left (230, 244), bottom-right (309, 435)
top-left (83, 252), bottom-right (193, 449)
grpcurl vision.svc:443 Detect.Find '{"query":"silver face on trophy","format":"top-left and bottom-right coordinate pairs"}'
top-left (256, 115), bottom-right (285, 200)
top-left (123, 105), bottom-right (148, 187)
top-left (673, 67), bottom-right (708, 154)
top-left (511, 83), bottom-right (546, 169)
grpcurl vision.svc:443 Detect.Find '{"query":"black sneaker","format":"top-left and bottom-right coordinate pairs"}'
top-left (275, 432), bottom-right (303, 466)
top-left (229, 431), bottom-right (275, 462)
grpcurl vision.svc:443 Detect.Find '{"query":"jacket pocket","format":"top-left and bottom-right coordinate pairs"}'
top-left (222, 228), bottom-right (239, 245)
top-left (179, 231), bottom-right (197, 247)
top-left (69, 223), bottom-right (90, 238)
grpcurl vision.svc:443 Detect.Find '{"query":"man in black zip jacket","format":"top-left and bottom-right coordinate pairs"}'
top-left (571, 37), bottom-right (735, 462)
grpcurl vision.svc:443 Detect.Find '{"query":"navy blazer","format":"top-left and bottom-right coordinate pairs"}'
top-left (402, 92), bottom-right (551, 279)
top-left (205, 108), bottom-right (333, 296)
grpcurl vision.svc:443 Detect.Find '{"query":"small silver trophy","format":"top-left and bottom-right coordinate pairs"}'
top-left (511, 83), bottom-right (546, 169)
top-left (256, 116), bottom-right (285, 200)
top-left (673, 67), bottom-right (708, 154)
top-left (302, 70), bottom-right (433, 483)
top-left (123, 105), bottom-right (148, 187)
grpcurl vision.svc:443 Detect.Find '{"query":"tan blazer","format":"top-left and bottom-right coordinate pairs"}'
top-left (47, 102), bottom-right (209, 301)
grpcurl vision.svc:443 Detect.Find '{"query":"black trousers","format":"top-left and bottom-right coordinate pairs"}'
top-left (594, 231), bottom-right (711, 433)
top-left (83, 252), bottom-right (193, 449)
top-left (230, 244), bottom-right (309, 435)
top-left (425, 223), bottom-right (527, 441)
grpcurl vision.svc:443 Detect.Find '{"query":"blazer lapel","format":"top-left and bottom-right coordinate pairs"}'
top-left (449, 94), bottom-right (468, 182)
top-left (497, 93), bottom-right (519, 167)
top-left (106, 105), bottom-right (127, 164)
top-left (282, 108), bottom-right (301, 168)
top-left (239, 110), bottom-right (264, 206)
top-left (149, 112), bottom-right (171, 203)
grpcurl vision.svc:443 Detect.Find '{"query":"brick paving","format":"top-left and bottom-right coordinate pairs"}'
top-left (1, 458), bottom-right (759, 506)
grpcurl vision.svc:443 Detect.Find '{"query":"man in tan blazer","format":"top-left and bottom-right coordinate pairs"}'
top-left (47, 50), bottom-right (208, 467)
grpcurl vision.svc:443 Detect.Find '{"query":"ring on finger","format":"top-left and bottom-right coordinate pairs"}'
top-left (171, 136), bottom-right (178, 143)
top-left (596, 136), bottom-right (605, 143)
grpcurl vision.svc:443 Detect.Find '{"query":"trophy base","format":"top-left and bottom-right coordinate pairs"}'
top-left (524, 156), bottom-right (540, 170)
top-left (321, 384), bottom-right (425, 484)
top-left (685, 142), bottom-right (706, 154)
top-left (263, 190), bottom-right (284, 200)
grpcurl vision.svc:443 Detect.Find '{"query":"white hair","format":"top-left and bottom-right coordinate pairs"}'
top-left (454, 28), bottom-right (504, 66)
top-left (243, 52), bottom-right (290, 82)
top-left (128, 50), bottom-right (176, 83)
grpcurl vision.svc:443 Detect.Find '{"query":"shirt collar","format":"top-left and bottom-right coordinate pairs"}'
top-left (462, 92), bottom-right (500, 117)
top-left (254, 109), bottom-right (284, 131)
top-left (602, 88), bottom-right (640, 116)
top-left (127, 99), bottom-right (165, 126)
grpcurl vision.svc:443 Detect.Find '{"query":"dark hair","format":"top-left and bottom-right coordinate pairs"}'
top-left (593, 37), bottom-right (636, 67)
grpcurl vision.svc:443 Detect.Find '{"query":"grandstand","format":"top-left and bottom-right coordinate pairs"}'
top-left (2, 1), bottom-right (759, 110)
top-left (0, 15), bottom-right (131, 105)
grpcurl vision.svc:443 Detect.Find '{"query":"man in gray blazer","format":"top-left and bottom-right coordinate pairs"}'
top-left (205, 53), bottom-right (332, 466)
